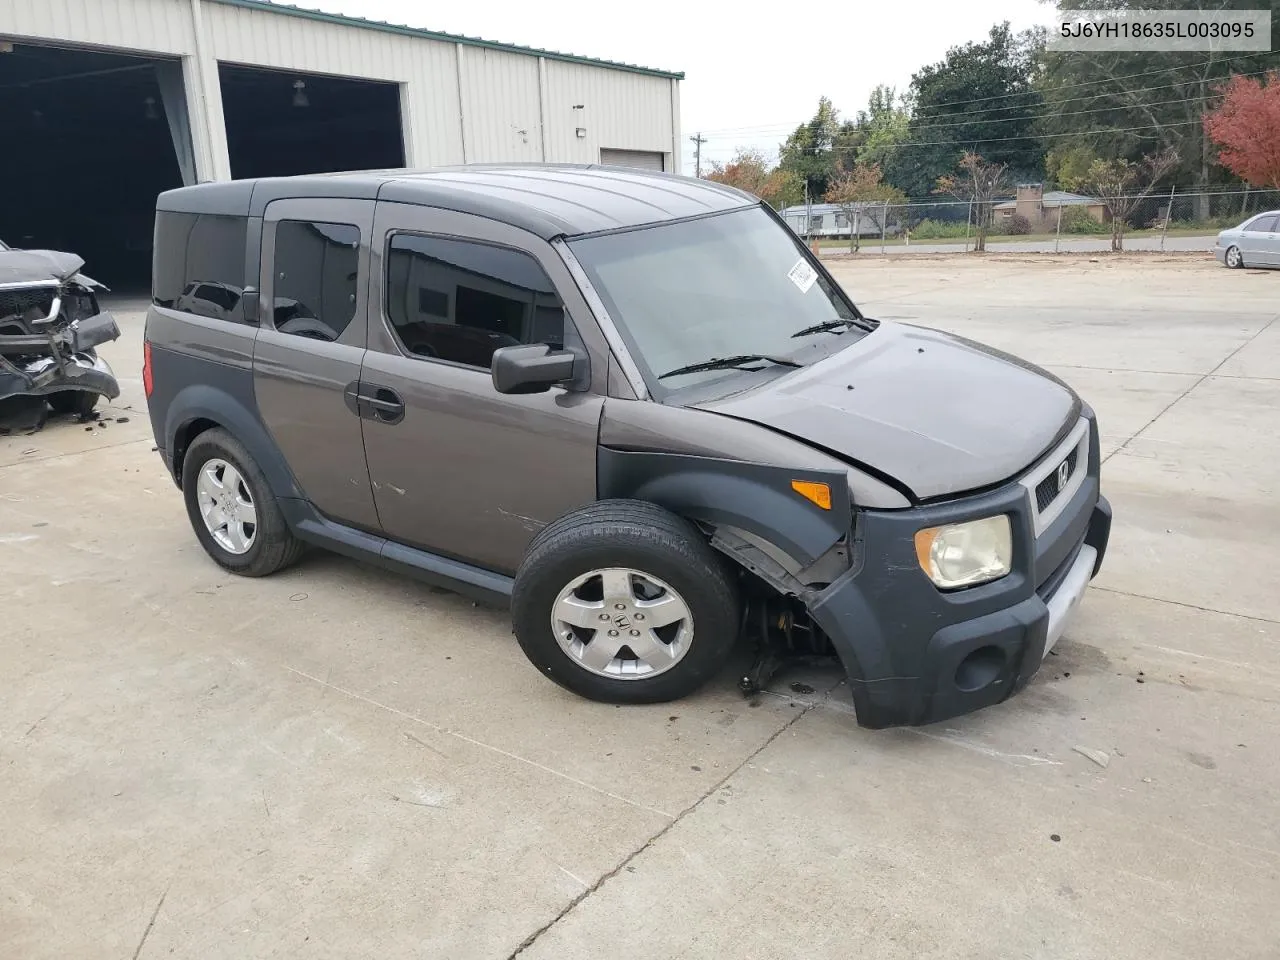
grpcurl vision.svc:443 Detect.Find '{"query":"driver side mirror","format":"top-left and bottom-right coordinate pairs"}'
top-left (491, 343), bottom-right (577, 394)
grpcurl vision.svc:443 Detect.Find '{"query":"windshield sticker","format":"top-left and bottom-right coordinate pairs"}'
top-left (787, 259), bottom-right (818, 294)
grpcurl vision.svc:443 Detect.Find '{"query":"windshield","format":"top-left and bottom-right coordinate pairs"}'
top-left (569, 206), bottom-right (867, 392)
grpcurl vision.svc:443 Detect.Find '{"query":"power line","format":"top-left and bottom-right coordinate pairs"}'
top-left (915, 53), bottom-right (1250, 111)
top-left (886, 86), bottom-right (1265, 136)
top-left (697, 56), bottom-right (1261, 138)
top-left (840, 119), bottom-right (1202, 155)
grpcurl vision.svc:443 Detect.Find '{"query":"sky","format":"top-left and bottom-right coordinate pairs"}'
top-left (301, 0), bottom-right (1059, 172)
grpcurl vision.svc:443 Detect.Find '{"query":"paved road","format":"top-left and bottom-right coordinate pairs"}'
top-left (3, 261), bottom-right (1278, 959)
top-left (850, 234), bottom-right (1217, 255)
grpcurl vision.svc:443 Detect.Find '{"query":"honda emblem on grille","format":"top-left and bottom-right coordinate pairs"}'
top-left (1057, 459), bottom-right (1070, 490)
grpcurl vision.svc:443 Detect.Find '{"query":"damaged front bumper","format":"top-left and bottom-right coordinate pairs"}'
top-left (0, 276), bottom-right (121, 404)
top-left (806, 418), bottom-right (1111, 728)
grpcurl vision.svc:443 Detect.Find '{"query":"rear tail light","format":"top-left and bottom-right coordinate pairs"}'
top-left (142, 340), bottom-right (154, 397)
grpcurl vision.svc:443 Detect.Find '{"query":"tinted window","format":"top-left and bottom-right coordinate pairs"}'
top-left (271, 220), bottom-right (360, 342)
top-left (1245, 215), bottom-right (1278, 233)
top-left (153, 212), bottom-right (248, 321)
top-left (385, 234), bottom-right (565, 368)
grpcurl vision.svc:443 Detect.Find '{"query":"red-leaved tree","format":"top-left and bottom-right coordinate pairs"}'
top-left (1204, 71), bottom-right (1280, 190)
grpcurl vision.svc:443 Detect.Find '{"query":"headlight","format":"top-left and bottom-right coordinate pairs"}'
top-left (914, 515), bottom-right (1012, 589)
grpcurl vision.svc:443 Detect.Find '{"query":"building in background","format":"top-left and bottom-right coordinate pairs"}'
top-left (993, 186), bottom-right (1108, 230)
top-left (0, 0), bottom-right (682, 285)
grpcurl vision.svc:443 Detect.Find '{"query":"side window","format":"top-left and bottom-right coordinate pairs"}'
top-left (152, 212), bottom-right (248, 322)
top-left (1248, 215), bottom-right (1277, 233)
top-left (385, 234), bottom-right (565, 369)
top-left (272, 220), bottom-right (360, 342)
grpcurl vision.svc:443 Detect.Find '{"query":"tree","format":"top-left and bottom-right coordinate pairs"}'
top-left (1063, 148), bottom-right (1179, 251)
top-left (1203, 71), bottom-right (1280, 190)
top-left (704, 148), bottom-right (803, 208)
top-left (1045, 144), bottom-right (1099, 188)
top-left (1035, 0), bottom-right (1280, 216)
top-left (853, 85), bottom-right (911, 169)
top-left (778, 97), bottom-right (854, 201)
top-left (885, 23), bottom-right (1044, 198)
top-left (935, 152), bottom-right (1010, 252)
top-left (824, 163), bottom-right (908, 252)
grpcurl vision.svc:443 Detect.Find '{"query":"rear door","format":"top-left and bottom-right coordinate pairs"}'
top-left (253, 197), bottom-right (380, 530)
top-left (358, 201), bottom-right (606, 575)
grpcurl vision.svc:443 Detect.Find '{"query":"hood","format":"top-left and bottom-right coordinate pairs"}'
top-left (0, 249), bottom-right (87, 287)
top-left (691, 321), bottom-right (1078, 501)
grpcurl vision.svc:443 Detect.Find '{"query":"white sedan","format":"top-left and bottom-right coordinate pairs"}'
top-left (1215, 211), bottom-right (1280, 269)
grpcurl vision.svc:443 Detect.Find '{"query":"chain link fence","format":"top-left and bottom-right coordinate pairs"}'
top-left (782, 187), bottom-right (1280, 251)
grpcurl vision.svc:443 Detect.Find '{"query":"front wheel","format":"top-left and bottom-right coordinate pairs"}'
top-left (511, 500), bottom-right (739, 704)
top-left (48, 390), bottom-right (99, 418)
top-left (1225, 245), bottom-right (1244, 269)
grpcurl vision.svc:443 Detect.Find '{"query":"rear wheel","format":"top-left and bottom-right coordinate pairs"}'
top-left (1225, 245), bottom-right (1244, 269)
top-left (511, 500), bottom-right (739, 704)
top-left (182, 427), bottom-right (304, 577)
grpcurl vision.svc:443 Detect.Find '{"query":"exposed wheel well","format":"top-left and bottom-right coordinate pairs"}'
top-left (171, 417), bottom-right (220, 484)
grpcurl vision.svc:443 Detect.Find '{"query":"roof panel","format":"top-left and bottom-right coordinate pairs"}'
top-left (380, 165), bottom-right (757, 237)
top-left (156, 165), bottom-right (759, 238)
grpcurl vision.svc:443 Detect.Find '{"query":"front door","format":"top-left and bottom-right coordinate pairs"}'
top-left (1253, 215), bottom-right (1280, 266)
top-left (1241, 214), bottom-right (1279, 265)
top-left (359, 202), bottom-right (605, 574)
top-left (253, 198), bottom-right (380, 530)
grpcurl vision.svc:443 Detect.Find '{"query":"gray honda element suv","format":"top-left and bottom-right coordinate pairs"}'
top-left (144, 164), bottom-right (1111, 728)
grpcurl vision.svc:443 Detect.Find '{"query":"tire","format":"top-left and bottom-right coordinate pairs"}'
top-left (48, 390), bottom-right (99, 418)
top-left (181, 427), bottom-right (304, 577)
top-left (511, 500), bottom-right (739, 704)
top-left (1225, 245), bottom-right (1244, 269)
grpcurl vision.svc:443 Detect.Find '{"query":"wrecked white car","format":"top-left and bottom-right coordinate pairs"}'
top-left (0, 240), bottom-right (120, 429)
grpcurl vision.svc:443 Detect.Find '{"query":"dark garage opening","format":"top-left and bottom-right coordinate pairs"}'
top-left (0, 43), bottom-right (188, 290)
top-left (219, 64), bottom-right (405, 180)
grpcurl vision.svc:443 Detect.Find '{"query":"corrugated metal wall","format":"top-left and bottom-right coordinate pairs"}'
top-left (459, 47), bottom-right (543, 164)
top-left (0, 0), bottom-right (195, 54)
top-left (0, 0), bottom-right (678, 175)
top-left (543, 60), bottom-right (675, 167)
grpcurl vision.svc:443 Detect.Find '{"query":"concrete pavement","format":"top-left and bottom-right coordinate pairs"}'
top-left (2, 257), bottom-right (1277, 958)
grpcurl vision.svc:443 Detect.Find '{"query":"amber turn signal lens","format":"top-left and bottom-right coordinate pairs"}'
top-left (790, 480), bottom-right (831, 510)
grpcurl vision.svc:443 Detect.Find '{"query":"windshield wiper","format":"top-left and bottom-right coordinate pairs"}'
top-left (657, 354), bottom-right (803, 380)
top-left (790, 318), bottom-right (865, 338)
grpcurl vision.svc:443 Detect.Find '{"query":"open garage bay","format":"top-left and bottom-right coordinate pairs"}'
top-left (1, 256), bottom-right (1277, 958)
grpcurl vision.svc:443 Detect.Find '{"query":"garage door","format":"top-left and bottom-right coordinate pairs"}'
top-left (599, 149), bottom-right (665, 171)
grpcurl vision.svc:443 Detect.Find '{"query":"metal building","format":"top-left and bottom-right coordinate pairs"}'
top-left (0, 0), bottom-right (683, 284)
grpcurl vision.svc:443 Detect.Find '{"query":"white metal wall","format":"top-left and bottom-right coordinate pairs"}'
top-left (0, 0), bottom-right (680, 178)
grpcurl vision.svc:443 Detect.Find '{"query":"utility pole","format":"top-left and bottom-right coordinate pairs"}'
top-left (689, 133), bottom-right (707, 177)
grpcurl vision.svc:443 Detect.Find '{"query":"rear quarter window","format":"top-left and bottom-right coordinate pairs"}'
top-left (153, 212), bottom-right (249, 323)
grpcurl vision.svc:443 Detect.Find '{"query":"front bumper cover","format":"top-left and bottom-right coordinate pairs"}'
top-left (0, 310), bottom-right (120, 402)
top-left (807, 438), bottom-right (1111, 729)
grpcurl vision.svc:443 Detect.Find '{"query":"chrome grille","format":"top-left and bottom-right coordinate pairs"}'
top-left (0, 288), bottom-right (55, 322)
top-left (1020, 417), bottom-right (1091, 538)
top-left (1035, 448), bottom-right (1079, 512)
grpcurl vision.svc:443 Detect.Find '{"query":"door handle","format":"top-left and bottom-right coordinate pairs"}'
top-left (345, 381), bottom-right (406, 424)
top-left (357, 385), bottom-right (405, 424)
